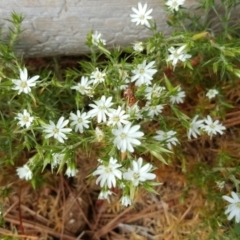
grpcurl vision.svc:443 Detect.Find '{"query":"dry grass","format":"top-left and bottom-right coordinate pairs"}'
top-left (0, 161), bottom-right (228, 240)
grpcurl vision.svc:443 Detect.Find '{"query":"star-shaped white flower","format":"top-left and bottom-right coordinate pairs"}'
top-left (223, 192), bottom-right (240, 223)
top-left (187, 115), bottom-right (204, 139)
top-left (65, 166), bottom-right (78, 177)
top-left (52, 153), bottom-right (64, 169)
top-left (166, 0), bottom-right (185, 12)
top-left (69, 110), bottom-right (90, 133)
top-left (120, 195), bottom-right (132, 207)
top-left (144, 103), bottom-right (164, 118)
top-left (126, 103), bottom-right (143, 120)
top-left (145, 84), bottom-right (166, 100)
top-left (206, 89), bottom-right (219, 100)
top-left (71, 76), bottom-right (93, 97)
top-left (93, 157), bottom-right (122, 188)
top-left (98, 190), bottom-right (113, 201)
top-left (131, 60), bottom-right (157, 86)
top-left (95, 127), bottom-right (104, 142)
top-left (133, 42), bottom-right (144, 52)
top-left (92, 31), bottom-right (106, 46)
top-left (130, 3), bottom-right (153, 28)
top-left (167, 45), bottom-right (191, 67)
top-left (112, 123), bottom-right (144, 152)
top-left (15, 109), bottom-right (34, 128)
top-left (216, 180), bottom-right (225, 191)
top-left (201, 115), bottom-right (226, 137)
top-left (107, 106), bottom-right (130, 127)
top-left (90, 68), bottom-right (106, 85)
top-left (88, 95), bottom-right (113, 123)
top-left (169, 86), bottom-right (186, 104)
top-left (123, 157), bottom-right (156, 186)
top-left (43, 116), bottom-right (72, 143)
top-left (153, 130), bottom-right (179, 149)
top-left (16, 164), bottom-right (32, 180)
top-left (12, 67), bottom-right (40, 94)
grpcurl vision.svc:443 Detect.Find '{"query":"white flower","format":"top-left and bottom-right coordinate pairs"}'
top-left (222, 192), bottom-right (240, 223)
top-left (112, 123), bottom-right (144, 153)
top-left (92, 31), bottom-right (106, 46)
top-left (153, 130), bottom-right (179, 150)
top-left (12, 67), bottom-right (40, 94)
top-left (15, 109), bottom-right (34, 128)
top-left (167, 45), bottom-right (191, 67)
top-left (120, 195), bottom-right (132, 207)
top-left (52, 153), bottom-right (64, 169)
top-left (107, 106), bottom-right (130, 127)
top-left (43, 116), bottom-right (72, 143)
top-left (131, 60), bottom-right (157, 86)
top-left (130, 3), bottom-right (153, 28)
top-left (90, 68), bottom-right (106, 85)
top-left (169, 86), bottom-right (186, 104)
top-left (206, 89), bottom-right (219, 99)
top-left (126, 103), bottom-right (143, 120)
top-left (133, 42), bottom-right (144, 52)
top-left (123, 157), bottom-right (156, 186)
top-left (216, 180), bottom-right (225, 191)
top-left (16, 164), bottom-right (32, 180)
top-left (98, 190), bottom-right (113, 201)
top-left (187, 115), bottom-right (204, 139)
top-left (144, 103), bottom-right (164, 118)
top-left (65, 166), bottom-right (78, 177)
top-left (145, 84), bottom-right (166, 100)
top-left (69, 110), bottom-right (90, 133)
top-left (95, 127), bottom-right (104, 142)
top-left (70, 76), bottom-right (93, 97)
top-left (166, 0), bottom-right (185, 12)
top-left (119, 83), bottom-right (130, 90)
top-left (88, 95), bottom-right (113, 123)
top-left (93, 157), bottom-right (122, 188)
top-left (202, 115), bottom-right (226, 137)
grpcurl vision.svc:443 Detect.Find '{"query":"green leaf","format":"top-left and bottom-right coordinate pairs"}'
top-left (234, 223), bottom-right (240, 235)
top-left (150, 149), bottom-right (169, 165)
top-left (164, 74), bottom-right (174, 91)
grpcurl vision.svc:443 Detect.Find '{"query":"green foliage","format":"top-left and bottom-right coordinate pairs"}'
top-left (0, 0), bottom-right (240, 238)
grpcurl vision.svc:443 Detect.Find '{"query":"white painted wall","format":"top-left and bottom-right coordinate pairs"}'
top-left (0, 0), bottom-right (204, 56)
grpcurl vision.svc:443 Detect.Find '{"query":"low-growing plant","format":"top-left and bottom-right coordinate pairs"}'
top-left (1, 0), bottom-right (240, 238)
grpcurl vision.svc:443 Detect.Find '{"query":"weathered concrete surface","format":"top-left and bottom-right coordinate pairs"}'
top-left (0, 0), bottom-right (200, 56)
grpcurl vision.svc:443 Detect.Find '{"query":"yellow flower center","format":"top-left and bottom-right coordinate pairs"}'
top-left (120, 133), bottom-right (126, 139)
top-left (113, 116), bottom-right (120, 122)
top-left (172, 1), bottom-right (178, 7)
top-left (236, 202), bottom-right (240, 208)
top-left (53, 128), bottom-right (59, 134)
top-left (133, 172), bottom-right (140, 179)
top-left (23, 116), bottom-right (29, 123)
top-left (173, 52), bottom-right (180, 58)
top-left (99, 106), bottom-right (106, 110)
top-left (105, 167), bottom-right (112, 173)
top-left (139, 15), bottom-right (145, 20)
top-left (97, 73), bottom-right (102, 79)
top-left (21, 81), bottom-right (27, 88)
top-left (78, 86), bottom-right (84, 91)
top-left (210, 124), bottom-right (215, 129)
top-left (139, 68), bottom-right (145, 74)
